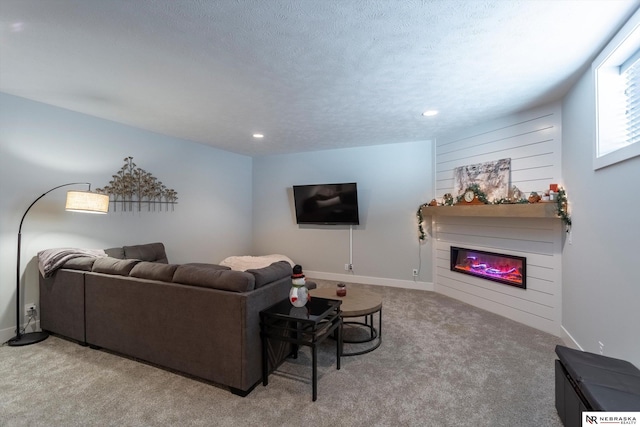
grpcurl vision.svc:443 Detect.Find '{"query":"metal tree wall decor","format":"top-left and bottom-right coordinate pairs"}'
top-left (96, 157), bottom-right (178, 212)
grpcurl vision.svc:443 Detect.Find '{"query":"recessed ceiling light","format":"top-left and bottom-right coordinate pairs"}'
top-left (10, 22), bottom-right (24, 32)
top-left (252, 133), bottom-right (264, 139)
top-left (422, 110), bottom-right (438, 117)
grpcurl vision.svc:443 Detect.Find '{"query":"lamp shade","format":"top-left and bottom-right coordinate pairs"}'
top-left (65, 191), bottom-right (109, 214)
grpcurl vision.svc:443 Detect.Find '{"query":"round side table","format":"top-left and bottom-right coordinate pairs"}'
top-left (310, 287), bottom-right (382, 356)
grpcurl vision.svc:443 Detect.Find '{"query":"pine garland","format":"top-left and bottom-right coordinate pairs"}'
top-left (418, 185), bottom-right (573, 237)
top-left (417, 202), bottom-right (429, 241)
top-left (555, 187), bottom-right (572, 232)
top-left (494, 197), bottom-right (529, 204)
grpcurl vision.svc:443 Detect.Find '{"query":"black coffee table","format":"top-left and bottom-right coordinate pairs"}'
top-left (260, 297), bottom-right (342, 401)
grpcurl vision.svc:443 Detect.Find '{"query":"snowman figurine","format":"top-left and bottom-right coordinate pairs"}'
top-left (289, 264), bottom-right (309, 307)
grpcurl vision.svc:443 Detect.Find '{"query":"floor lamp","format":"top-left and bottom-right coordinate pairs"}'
top-left (8, 182), bottom-right (110, 347)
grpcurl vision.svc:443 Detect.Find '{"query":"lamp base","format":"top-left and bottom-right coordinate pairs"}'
top-left (8, 331), bottom-right (49, 347)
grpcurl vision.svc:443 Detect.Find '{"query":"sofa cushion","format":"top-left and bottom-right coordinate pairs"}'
top-left (173, 264), bottom-right (255, 292)
top-left (92, 257), bottom-right (141, 276)
top-left (246, 261), bottom-right (292, 289)
top-left (130, 262), bottom-right (179, 282)
top-left (104, 247), bottom-right (125, 259)
top-left (62, 256), bottom-right (97, 271)
top-left (182, 262), bottom-right (231, 271)
top-left (123, 243), bottom-right (168, 263)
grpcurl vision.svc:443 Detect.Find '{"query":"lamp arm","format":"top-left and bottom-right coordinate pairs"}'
top-left (13, 181), bottom-right (90, 341)
top-left (18, 182), bottom-right (91, 235)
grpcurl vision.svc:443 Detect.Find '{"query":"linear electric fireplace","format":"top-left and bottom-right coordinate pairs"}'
top-left (450, 247), bottom-right (526, 289)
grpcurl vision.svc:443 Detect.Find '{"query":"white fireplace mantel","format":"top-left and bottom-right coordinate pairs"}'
top-left (421, 202), bottom-right (560, 219)
top-left (427, 202), bottom-right (564, 336)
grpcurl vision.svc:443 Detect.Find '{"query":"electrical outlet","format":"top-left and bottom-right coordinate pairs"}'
top-left (344, 263), bottom-right (350, 271)
top-left (598, 341), bottom-right (604, 355)
top-left (412, 269), bottom-right (418, 277)
top-left (25, 303), bottom-right (36, 317)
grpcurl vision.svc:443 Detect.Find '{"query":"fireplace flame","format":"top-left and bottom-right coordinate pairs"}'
top-left (452, 250), bottom-right (525, 288)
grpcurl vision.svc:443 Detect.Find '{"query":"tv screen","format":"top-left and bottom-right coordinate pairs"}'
top-left (292, 183), bottom-right (360, 225)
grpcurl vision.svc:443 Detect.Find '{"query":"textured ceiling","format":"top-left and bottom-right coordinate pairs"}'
top-left (1, 0), bottom-right (638, 156)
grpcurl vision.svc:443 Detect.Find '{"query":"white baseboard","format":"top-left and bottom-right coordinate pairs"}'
top-left (307, 271), bottom-right (583, 343)
top-left (0, 320), bottom-right (41, 345)
top-left (305, 270), bottom-right (434, 291)
top-left (0, 326), bottom-right (14, 345)
top-left (2, 282), bottom-right (576, 349)
top-left (560, 325), bottom-right (583, 350)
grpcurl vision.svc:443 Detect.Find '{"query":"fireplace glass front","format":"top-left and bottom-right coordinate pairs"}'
top-left (450, 247), bottom-right (526, 289)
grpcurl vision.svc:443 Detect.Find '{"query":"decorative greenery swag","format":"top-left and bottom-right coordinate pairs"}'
top-left (417, 185), bottom-right (572, 240)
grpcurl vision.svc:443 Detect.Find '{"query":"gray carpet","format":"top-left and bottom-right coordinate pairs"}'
top-left (0, 280), bottom-right (564, 427)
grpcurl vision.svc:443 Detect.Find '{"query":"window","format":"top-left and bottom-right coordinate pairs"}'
top-left (593, 8), bottom-right (640, 169)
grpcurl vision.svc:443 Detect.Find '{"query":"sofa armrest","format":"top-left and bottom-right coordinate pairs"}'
top-left (246, 261), bottom-right (292, 288)
top-left (39, 269), bottom-right (86, 343)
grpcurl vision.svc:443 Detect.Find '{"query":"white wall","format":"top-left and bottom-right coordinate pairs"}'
top-left (11, 77), bottom-right (638, 366)
top-left (562, 67), bottom-right (640, 366)
top-left (0, 93), bottom-right (253, 342)
top-left (431, 103), bottom-right (564, 335)
top-left (252, 141), bottom-right (434, 289)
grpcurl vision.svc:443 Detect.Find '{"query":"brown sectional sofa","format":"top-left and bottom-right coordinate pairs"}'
top-left (39, 243), bottom-right (293, 396)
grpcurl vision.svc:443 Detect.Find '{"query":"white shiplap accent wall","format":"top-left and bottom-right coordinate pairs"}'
top-left (432, 103), bottom-right (563, 336)
top-left (436, 104), bottom-right (562, 197)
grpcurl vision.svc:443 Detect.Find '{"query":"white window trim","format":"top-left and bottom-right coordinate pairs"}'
top-left (593, 7), bottom-right (640, 170)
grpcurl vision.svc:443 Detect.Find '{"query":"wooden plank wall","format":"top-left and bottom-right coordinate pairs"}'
top-left (436, 104), bottom-right (561, 197)
top-left (432, 103), bottom-right (563, 335)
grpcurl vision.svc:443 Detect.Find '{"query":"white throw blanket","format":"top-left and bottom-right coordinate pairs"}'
top-left (38, 248), bottom-right (107, 278)
top-left (219, 254), bottom-right (295, 271)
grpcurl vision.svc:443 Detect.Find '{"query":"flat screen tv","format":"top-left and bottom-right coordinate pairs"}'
top-left (293, 183), bottom-right (360, 225)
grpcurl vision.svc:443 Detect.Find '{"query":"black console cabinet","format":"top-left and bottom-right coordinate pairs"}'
top-left (555, 359), bottom-right (589, 427)
top-left (554, 345), bottom-right (640, 426)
